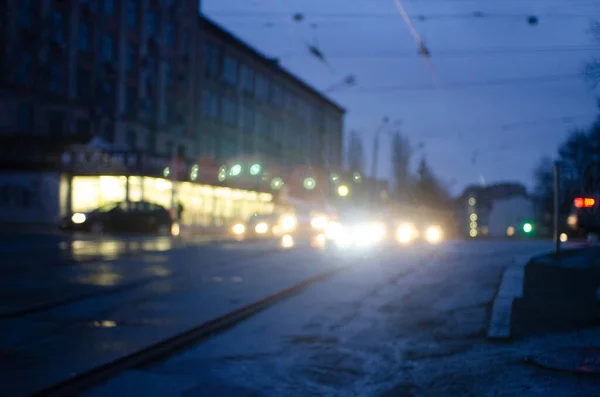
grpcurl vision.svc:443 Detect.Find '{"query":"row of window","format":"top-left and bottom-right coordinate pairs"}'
top-left (203, 43), bottom-right (320, 122)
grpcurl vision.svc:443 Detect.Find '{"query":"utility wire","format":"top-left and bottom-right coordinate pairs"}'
top-left (277, 45), bottom-right (600, 59)
top-left (339, 73), bottom-right (582, 93)
top-left (207, 11), bottom-right (597, 20)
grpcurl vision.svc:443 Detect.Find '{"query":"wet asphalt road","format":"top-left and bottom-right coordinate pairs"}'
top-left (85, 240), bottom-right (600, 397)
top-left (3, 236), bottom-right (596, 396)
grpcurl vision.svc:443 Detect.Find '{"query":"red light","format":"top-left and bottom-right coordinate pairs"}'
top-left (574, 197), bottom-right (596, 208)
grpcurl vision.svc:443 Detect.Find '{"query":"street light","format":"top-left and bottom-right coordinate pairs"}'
top-left (230, 164), bottom-right (242, 176)
top-left (338, 185), bottom-right (349, 197)
top-left (270, 177), bottom-right (283, 190)
top-left (250, 163), bottom-right (261, 175)
top-left (304, 177), bottom-right (316, 190)
top-left (352, 172), bottom-right (362, 183)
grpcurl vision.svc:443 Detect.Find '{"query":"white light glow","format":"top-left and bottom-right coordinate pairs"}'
top-left (281, 234), bottom-right (295, 248)
top-left (255, 222), bottom-right (269, 234)
top-left (311, 215), bottom-right (328, 230)
top-left (280, 215), bottom-right (297, 232)
top-left (72, 213), bottom-right (86, 224)
top-left (426, 226), bottom-right (443, 244)
top-left (397, 223), bottom-right (415, 244)
top-left (232, 223), bottom-right (246, 235)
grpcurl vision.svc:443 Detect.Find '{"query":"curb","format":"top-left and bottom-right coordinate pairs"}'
top-left (487, 253), bottom-right (546, 340)
top-left (30, 263), bottom-right (351, 397)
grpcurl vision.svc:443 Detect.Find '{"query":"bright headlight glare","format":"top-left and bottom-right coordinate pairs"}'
top-left (255, 222), bottom-right (269, 234)
top-left (325, 222), bottom-right (343, 240)
top-left (397, 223), bottom-right (414, 244)
top-left (280, 215), bottom-right (297, 232)
top-left (426, 226), bottom-right (443, 243)
top-left (72, 213), bottom-right (86, 224)
top-left (232, 223), bottom-right (245, 235)
top-left (311, 216), bottom-right (328, 230)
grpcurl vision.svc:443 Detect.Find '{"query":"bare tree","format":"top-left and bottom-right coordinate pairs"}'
top-left (346, 130), bottom-right (365, 174)
top-left (391, 131), bottom-right (412, 198)
top-left (582, 21), bottom-right (600, 86)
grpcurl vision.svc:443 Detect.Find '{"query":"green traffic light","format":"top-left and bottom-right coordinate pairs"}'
top-left (523, 223), bottom-right (533, 233)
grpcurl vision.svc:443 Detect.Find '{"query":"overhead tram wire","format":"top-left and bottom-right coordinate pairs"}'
top-left (334, 73), bottom-right (582, 94)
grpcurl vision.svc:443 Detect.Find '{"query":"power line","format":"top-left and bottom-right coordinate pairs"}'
top-left (207, 11), bottom-right (596, 20)
top-left (340, 73), bottom-right (582, 93)
top-left (277, 45), bottom-right (600, 59)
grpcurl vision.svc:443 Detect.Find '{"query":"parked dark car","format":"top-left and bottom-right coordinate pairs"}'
top-left (568, 194), bottom-right (600, 235)
top-left (62, 201), bottom-right (175, 235)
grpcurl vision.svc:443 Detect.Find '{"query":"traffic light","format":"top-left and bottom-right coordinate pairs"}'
top-left (522, 222), bottom-right (533, 233)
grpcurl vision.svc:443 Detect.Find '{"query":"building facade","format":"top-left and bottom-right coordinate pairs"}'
top-left (0, 2), bottom-right (345, 227)
top-left (198, 17), bottom-right (344, 172)
top-left (0, 0), bottom-right (201, 157)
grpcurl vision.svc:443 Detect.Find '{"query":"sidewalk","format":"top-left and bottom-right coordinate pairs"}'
top-left (511, 246), bottom-right (600, 337)
top-left (489, 245), bottom-right (600, 340)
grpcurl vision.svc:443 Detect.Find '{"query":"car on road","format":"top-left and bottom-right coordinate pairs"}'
top-left (62, 201), bottom-right (177, 235)
top-left (567, 194), bottom-right (600, 235)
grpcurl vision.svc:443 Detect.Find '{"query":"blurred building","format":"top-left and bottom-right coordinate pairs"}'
top-left (456, 183), bottom-right (534, 238)
top-left (198, 17), bottom-right (344, 170)
top-left (0, 0), bottom-right (201, 158)
top-left (0, 2), bottom-right (345, 227)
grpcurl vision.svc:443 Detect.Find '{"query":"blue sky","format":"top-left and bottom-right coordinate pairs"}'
top-left (202, 0), bottom-right (600, 195)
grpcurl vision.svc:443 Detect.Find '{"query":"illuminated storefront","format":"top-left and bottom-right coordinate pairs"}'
top-left (70, 175), bottom-right (274, 227)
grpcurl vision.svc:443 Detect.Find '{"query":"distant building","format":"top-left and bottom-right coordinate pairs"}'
top-left (456, 183), bottom-right (534, 237)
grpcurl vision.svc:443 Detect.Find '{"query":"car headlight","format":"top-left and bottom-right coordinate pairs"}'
top-left (279, 215), bottom-right (297, 232)
top-left (397, 223), bottom-right (415, 244)
top-left (71, 213), bottom-right (86, 224)
top-left (370, 222), bottom-right (386, 243)
top-left (232, 223), bottom-right (245, 235)
top-left (255, 222), bottom-right (269, 234)
top-left (311, 215), bottom-right (328, 230)
top-left (325, 221), bottom-right (343, 240)
top-left (425, 225), bottom-right (443, 244)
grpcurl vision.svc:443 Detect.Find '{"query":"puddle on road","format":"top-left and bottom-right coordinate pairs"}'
top-left (83, 318), bottom-right (177, 328)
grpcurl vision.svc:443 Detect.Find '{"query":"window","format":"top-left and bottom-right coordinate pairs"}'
top-left (47, 110), bottom-right (65, 136)
top-left (270, 83), bottom-right (283, 108)
top-left (203, 43), bottom-right (220, 79)
top-left (146, 11), bottom-right (157, 38)
top-left (165, 140), bottom-right (173, 157)
top-left (78, 21), bottom-right (91, 51)
top-left (220, 97), bottom-right (237, 126)
top-left (126, 0), bottom-right (138, 28)
top-left (166, 23), bottom-right (175, 47)
top-left (256, 112), bottom-right (269, 139)
top-left (240, 65), bottom-right (254, 93)
top-left (76, 119), bottom-right (91, 135)
top-left (102, 34), bottom-right (114, 61)
top-left (126, 86), bottom-right (137, 116)
top-left (76, 67), bottom-right (91, 100)
top-left (241, 105), bottom-right (255, 131)
top-left (165, 63), bottom-right (173, 88)
top-left (126, 129), bottom-right (137, 149)
top-left (103, 124), bottom-right (115, 142)
top-left (50, 9), bottom-right (65, 43)
top-left (285, 91), bottom-right (297, 112)
top-left (16, 103), bottom-right (33, 134)
top-left (126, 42), bottom-right (136, 72)
top-left (48, 62), bottom-right (62, 93)
top-left (202, 90), bottom-right (219, 120)
top-left (18, 0), bottom-right (34, 29)
top-left (104, 0), bottom-right (115, 16)
top-left (255, 74), bottom-right (269, 102)
top-left (182, 29), bottom-right (190, 56)
top-left (99, 80), bottom-right (115, 112)
top-left (16, 51), bottom-right (31, 85)
top-left (222, 56), bottom-right (238, 86)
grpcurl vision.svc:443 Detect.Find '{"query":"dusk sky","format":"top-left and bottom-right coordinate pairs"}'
top-left (203, 0), bottom-right (600, 195)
